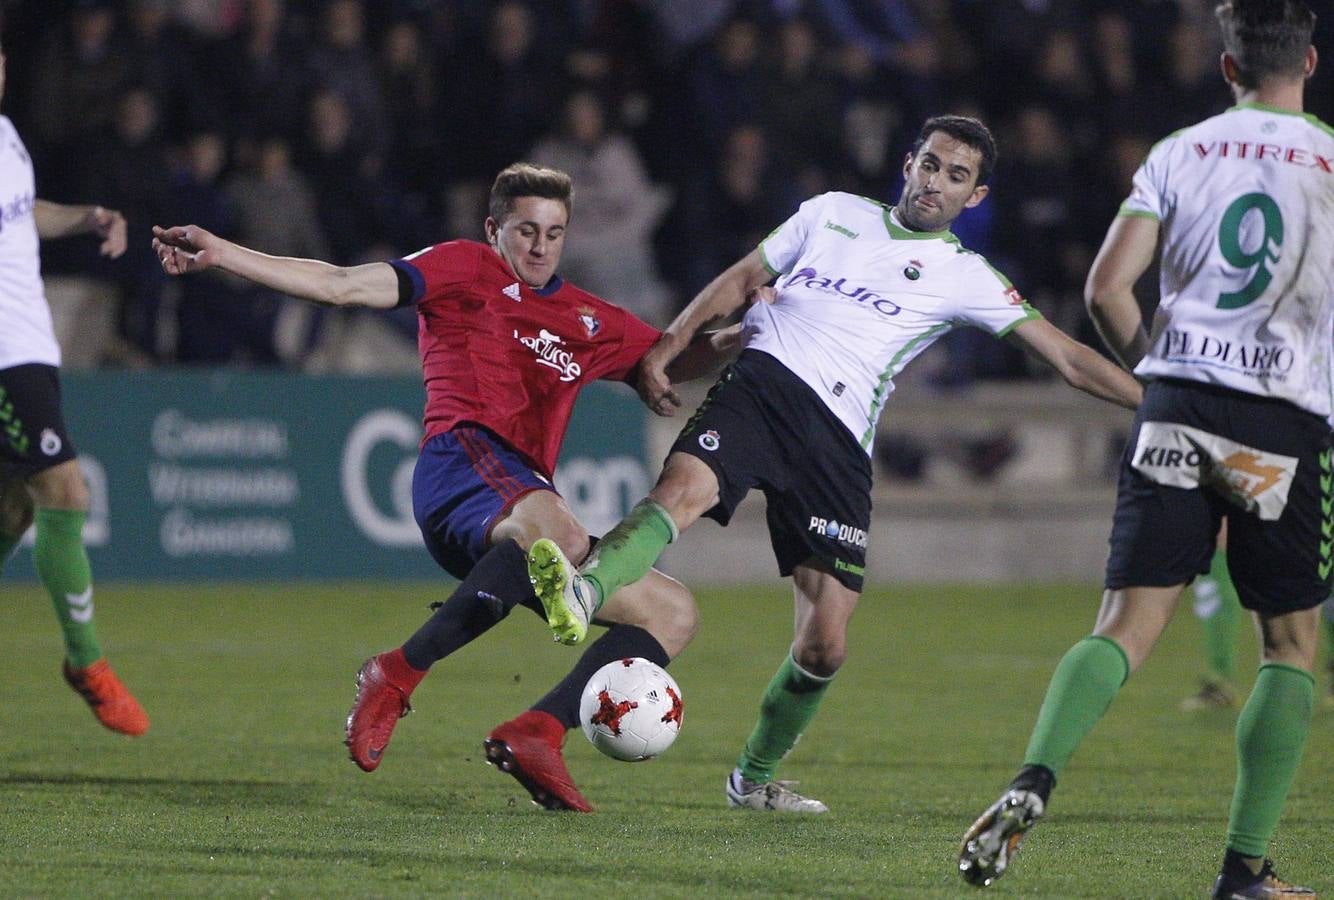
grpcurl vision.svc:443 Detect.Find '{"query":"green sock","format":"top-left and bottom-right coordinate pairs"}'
top-left (1023, 635), bottom-right (1129, 777)
top-left (582, 500), bottom-right (677, 609)
top-left (0, 529), bottom-right (20, 572)
top-left (33, 507), bottom-right (101, 668)
top-left (1226, 663), bottom-right (1314, 857)
top-left (736, 653), bottom-right (833, 783)
top-left (1197, 549), bottom-right (1240, 682)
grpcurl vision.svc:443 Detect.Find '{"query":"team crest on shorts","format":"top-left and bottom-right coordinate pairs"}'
top-left (40, 428), bottom-right (62, 456)
top-left (698, 430), bottom-right (720, 451)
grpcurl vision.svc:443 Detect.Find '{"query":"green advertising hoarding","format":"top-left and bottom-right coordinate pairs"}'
top-left (7, 372), bottom-right (651, 581)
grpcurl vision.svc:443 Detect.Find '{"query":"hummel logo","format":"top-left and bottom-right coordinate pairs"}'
top-left (502, 282), bottom-right (522, 301)
top-left (67, 587), bottom-right (94, 624)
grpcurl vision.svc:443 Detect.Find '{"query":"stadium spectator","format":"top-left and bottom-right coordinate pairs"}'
top-left (26, 0), bottom-right (131, 168)
top-left (529, 89), bottom-right (674, 325)
top-left (212, 0), bottom-right (313, 146)
top-left (221, 137), bottom-right (330, 364)
top-left (168, 131), bottom-right (248, 365)
top-left (523, 115), bottom-right (1142, 815)
top-left (76, 87), bottom-right (174, 361)
top-left (959, 4), bottom-right (1332, 895)
top-left (307, 0), bottom-right (389, 158)
top-left (152, 162), bottom-right (742, 813)
top-left (0, 42), bottom-right (147, 737)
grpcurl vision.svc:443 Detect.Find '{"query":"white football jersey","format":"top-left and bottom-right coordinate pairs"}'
top-left (0, 116), bottom-right (58, 369)
top-left (746, 191), bottom-right (1039, 453)
top-left (1121, 103), bottom-right (1334, 416)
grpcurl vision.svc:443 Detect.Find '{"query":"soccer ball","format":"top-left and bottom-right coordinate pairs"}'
top-left (579, 658), bottom-right (683, 762)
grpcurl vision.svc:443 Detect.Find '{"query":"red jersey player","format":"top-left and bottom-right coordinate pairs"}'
top-left (153, 163), bottom-right (738, 811)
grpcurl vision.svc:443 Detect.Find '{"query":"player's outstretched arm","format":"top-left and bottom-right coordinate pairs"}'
top-left (151, 224), bottom-right (399, 310)
top-left (1006, 317), bottom-right (1143, 410)
top-left (637, 249), bottom-right (772, 415)
top-left (1085, 214), bottom-right (1158, 370)
top-left (34, 200), bottom-right (126, 258)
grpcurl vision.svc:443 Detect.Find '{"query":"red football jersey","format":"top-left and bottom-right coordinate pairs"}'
top-left (391, 240), bottom-right (661, 478)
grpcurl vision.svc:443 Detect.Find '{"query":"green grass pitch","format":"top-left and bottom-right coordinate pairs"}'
top-left (1, 580), bottom-right (1329, 898)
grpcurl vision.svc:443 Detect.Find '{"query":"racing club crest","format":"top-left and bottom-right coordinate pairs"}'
top-left (577, 306), bottom-right (601, 337)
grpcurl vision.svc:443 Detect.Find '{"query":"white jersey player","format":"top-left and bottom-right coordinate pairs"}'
top-left (0, 37), bottom-right (145, 738)
top-left (960, 4), bottom-right (1330, 897)
top-left (749, 190), bottom-right (1040, 450)
top-left (1123, 105), bottom-right (1334, 415)
top-left (525, 115), bottom-right (1142, 814)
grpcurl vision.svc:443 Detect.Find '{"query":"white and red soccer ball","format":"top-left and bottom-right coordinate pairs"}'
top-left (579, 657), bottom-right (683, 761)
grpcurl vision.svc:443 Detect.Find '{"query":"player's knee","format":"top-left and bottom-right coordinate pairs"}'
top-left (651, 583), bottom-right (699, 657)
top-left (29, 461), bottom-right (89, 511)
top-left (546, 521), bottom-right (591, 566)
top-left (649, 456), bottom-right (718, 523)
top-left (792, 639), bottom-right (846, 679)
top-left (608, 575), bottom-right (698, 658)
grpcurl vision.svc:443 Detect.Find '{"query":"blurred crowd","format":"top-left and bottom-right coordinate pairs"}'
top-left (3, 0), bottom-right (1332, 374)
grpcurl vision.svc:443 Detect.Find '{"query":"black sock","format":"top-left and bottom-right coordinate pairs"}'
top-left (1008, 764), bottom-right (1055, 805)
top-left (1221, 849), bottom-right (1261, 880)
top-left (401, 539), bottom-right (543, 670)
top-left (532, 624), bottom-right (670, 729)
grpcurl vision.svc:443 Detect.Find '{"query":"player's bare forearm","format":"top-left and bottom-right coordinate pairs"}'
top-left (1086, 214), bottom-right (1158, 369)
top-left (665, 324), bottom-right (744, 383)
top-left (660, 249), bottom-right (772, 357)
top-left (1008, 317), bottom-right (1142, 410)
top-left (35, 200), bottom-right (126, 257)
top-left (1060, 340), bottom-right (1143, 410)
top-left (153, 225), bottom-right (398, 309)
top-left (1086, 286), bottom-right (1151, 370)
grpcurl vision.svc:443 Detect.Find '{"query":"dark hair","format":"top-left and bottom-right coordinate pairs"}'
top-left (1215, 0), bottom-right (1315, 88)
top-left (911, 115), bottom-right (998, 185)
top-left (488, 162), bottom-right (574, 223)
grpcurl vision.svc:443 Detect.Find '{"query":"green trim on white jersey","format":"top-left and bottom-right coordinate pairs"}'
top-left (743, 192), bottom-right (1039, 455)
top-left (1231, 101), bottom-right (1334, 138)
top-left (1117, 203), bottom-right (1160, 220)
top-left (860, 323), bottom-right (952, 448)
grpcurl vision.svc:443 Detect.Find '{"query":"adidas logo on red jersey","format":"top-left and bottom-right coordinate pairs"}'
top-left (502, 282), bottom-right (522, 302)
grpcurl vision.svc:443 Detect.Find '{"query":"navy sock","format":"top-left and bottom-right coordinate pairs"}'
top-left (532, 624), bottom-right (670, 729)
top-left (401, 539), bottom-right (542, 670)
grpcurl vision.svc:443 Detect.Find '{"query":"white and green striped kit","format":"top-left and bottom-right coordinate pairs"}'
top-left (1120, 103), bottom-right (1334, 417)
top-left (749, 191), bottom-right (1038, 453)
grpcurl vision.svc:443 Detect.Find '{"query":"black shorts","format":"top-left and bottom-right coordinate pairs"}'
top-left (0, 363), bottom-right (77, 476)
top-left (1105, 378), bottom-right (1332, 615)
top-left (670, 349), bottom-right (872, 591)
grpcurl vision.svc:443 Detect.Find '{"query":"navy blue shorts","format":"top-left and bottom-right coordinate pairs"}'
top-left (1105, 378), bottom-right (1332, 615)
top-left (0, 363), bottom-right (78, 475)
top-left (670, 350), bottom-right (872, 592)
top-left (412, 425), bottom-right (556, 579)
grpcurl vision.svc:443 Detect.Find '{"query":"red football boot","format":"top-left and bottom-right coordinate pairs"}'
top-left (484, 710), bottom-right (592, 812)
top-left (345, 652), bottom-right (419, 772)
top-left (63, 658), bottom-right (149, 736)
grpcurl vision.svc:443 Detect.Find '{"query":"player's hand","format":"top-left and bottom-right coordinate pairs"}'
top-left (152, 224), bottom-right (221, 275)
top-left (86, 206), bottom-right (127, 259)
top-left (638, 340), bottom-right (682, 417)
